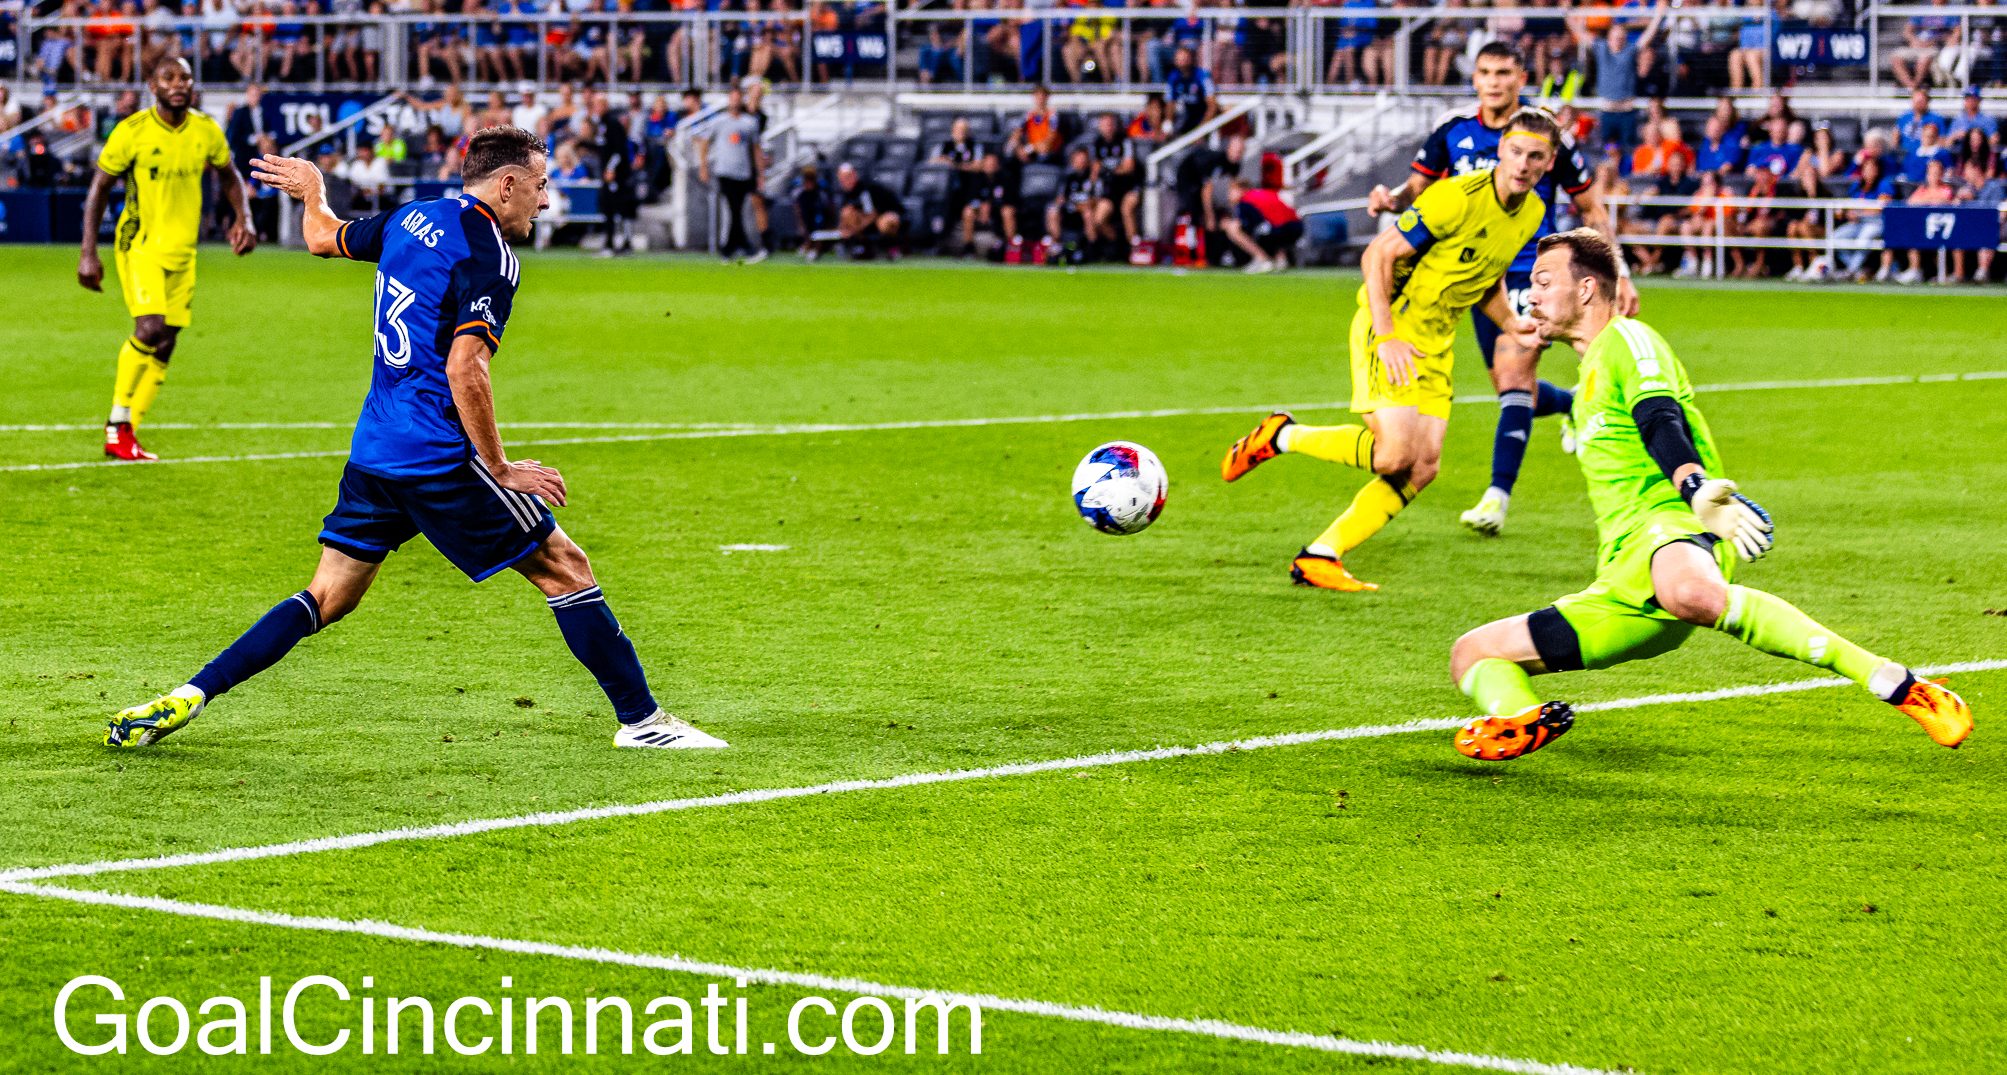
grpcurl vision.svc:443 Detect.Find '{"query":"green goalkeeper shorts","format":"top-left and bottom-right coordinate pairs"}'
top-left (1526, 510), bottom-right (1737, 672)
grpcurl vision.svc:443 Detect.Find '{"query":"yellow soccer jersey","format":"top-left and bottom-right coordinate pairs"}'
top-left (1357, 169), bottom-right (1545, 357)
top-left (96, 107), bottom-right (231, 268)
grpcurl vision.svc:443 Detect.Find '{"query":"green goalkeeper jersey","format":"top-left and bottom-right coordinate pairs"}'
top-left (1569, 317), bottom-right (1724, 562)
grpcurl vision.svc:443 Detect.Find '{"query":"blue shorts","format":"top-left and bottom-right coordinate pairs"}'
top-left (320, 461), bottom-right (555, 582)
top-left (1472, 268), bottom-right (1534, 368)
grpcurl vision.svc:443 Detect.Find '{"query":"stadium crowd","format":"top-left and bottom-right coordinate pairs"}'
top-left (16, 0), bottom-right (2007, 95)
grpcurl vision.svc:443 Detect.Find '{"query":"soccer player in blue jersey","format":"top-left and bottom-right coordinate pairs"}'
top-left (1367, 40), bottom-right (1640, 537)
top-left (105, 126), bottom-right (725, 752)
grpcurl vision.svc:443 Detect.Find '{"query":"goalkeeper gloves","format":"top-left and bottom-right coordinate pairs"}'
top-left (1680, 473), bottom-right (1774, 562)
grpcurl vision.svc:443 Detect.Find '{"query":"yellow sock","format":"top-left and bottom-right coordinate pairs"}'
top-left (1315, 476), bottom-right (1418, 555)
top-left (110, 337), bottom-right (155, 421)
top-left (129, 357), bottom-right (170, 427)
top-left (1282, 424), bottom-right (1374, 470)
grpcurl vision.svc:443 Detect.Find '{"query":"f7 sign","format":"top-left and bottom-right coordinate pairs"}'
top-left (1882, 205), bottom-right (2002, 250)
top-left (1772, 24), bottom-right (1869, 66)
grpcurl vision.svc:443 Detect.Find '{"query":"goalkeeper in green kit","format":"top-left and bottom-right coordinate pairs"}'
top-left (1447, 229), bottom-right (1973, 761)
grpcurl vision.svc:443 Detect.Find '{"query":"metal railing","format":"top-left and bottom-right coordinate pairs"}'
top-left (18, 5), bottom-right (1998, 98)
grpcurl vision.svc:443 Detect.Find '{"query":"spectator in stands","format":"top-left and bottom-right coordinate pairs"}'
top-left (553, 142), bottom-right (593, 182)
top-left (1893, 0), bottom-right (1958, 90)
top-left (246, 133), bottom-right (282, 241)
top-left (1242, 13), bottom-right (1289, 86)
top-left (1727, 0), bottom-right (1768, 90)
top-left (1819, 155), bottom-right (1895, 282)
top-left (225, 85), bottom-right (266, 176)
top-left (1574, 0), bottom-right (1667, 153)
top-left (339, 143), bottom-right (392, 211)
top-left (0, 87), bottom-right (19, 133)
top-left (1587, 159), bottom-right (1633, 242)
top-left (1807, 122), bottom-right (1848, 179)
top-left (1744, 115), bottom-right (1804, 179)
top-left (1897, 158), bottom-right (1962, 283)
top-left (960, 151), bottom-right (1021, 256)
top-left (695, 85), bottom-right (767, 263)
top-left (1422, 0), bottom-right (1471, 87)
top-left (1959, 152), bottom-right (2003, 280)
top-left (1064, 5), bottom-right (1124, 84)
top-left (1635, 38), bottom-right (1672, 99)
top-left (1012, 85), bottom-right (1065, 164)
top-left (1087, 111), bottom-right (1142, 245)
top-left (1174, 132), bottom-right (1244, 242)
top-left (1046, 145), bottom-right (1112, 261)
top-left (919, 14), bottom-right (965, 85)
top-left (418, 125), bottom-right (453, 178)
top-left (1166, 45), bottom-right (1218, 136)
top-left (1901, 121), bottom-right (1951, 184)
top-left (1630, 117), bottom-right (1694, 179)
top-left (1855, 129), bottom-right (1895, 176)
top-left (373, 122), bottom-right (408, 164)
top-left (414, 0), bottom-right (468, 86)
top-left (1633, 148), bottom-right (1698, 274)
top-left (512, 87), bottom-right (548, 137)
top-left (835, 161), bottom-right (903, 259)
top-left (1898, 88), bottom-right (1950, 154)
top-left (793, 164), bottom-right (835, 260)
top-left (1325, 0), bottom-right (1377, 86)
top-left (1221, 178), bottom-right (1303, 273)
top-left (32, 20), bottom-right (78, 89)
top-left (1128, 94), bottom-right (1169, 147)
top-left (1950, 86), bottom-right (1998, 140)
top-left (1674, 170), bottom-right (1733, 277)
top-left (1958, 126), bottom-right (1995, 173)
top-left (1145, 5), bottom-right (1204, 84)
top-left (1781, 154), bottom-right (1832, 281)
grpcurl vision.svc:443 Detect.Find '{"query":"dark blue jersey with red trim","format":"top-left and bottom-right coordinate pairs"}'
top-left (1411, 109), bottom-right (1591, 272)
top-left (331, 194), bottom-right (521, 480)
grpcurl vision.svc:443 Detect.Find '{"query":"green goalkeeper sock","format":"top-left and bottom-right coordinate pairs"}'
top-left (1459, 658), bottom-right (1544, 716)
top-left (1714, 585), bottom-right (1904, 698)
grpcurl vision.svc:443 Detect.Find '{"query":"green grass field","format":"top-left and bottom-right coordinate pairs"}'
top-left (3, 246), bottom-right (2004, 1073)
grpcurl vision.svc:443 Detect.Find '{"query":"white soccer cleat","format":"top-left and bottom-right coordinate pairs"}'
top-left (1460, 487), bottom-right (1510, 537)
top-left (614, 710), bottom-right (729, 750)
top-left (1243, 257), bottom-right (1275, 275)
top-left (1895, 267), bottom-right (1924, 285)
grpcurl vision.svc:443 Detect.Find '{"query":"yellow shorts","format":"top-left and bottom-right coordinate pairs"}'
top-left (115, 248), bottom-right (196, 328)
top-left (1348, 304), bottom-right (1454, 420)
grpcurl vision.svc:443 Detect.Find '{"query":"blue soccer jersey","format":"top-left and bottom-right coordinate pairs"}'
top-left (332, 195), bottom-right (521, 480)
top-left (1411, 109), bottom-right (1592, 273)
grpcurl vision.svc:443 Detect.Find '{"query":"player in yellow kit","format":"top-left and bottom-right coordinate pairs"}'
top-left (1221, 109), bottom-right (1561, 591)
top-left (78, 57), bottom-right (256, 461)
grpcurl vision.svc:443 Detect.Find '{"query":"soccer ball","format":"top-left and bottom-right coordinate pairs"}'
top-left (1071, 441), bottom-right (1167, 535)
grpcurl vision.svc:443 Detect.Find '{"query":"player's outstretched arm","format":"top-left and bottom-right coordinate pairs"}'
top-left (1633, 397), bottom-right (1774, 560)
top-left (1367, 174), bottom-right (1430, 215)
top-left (249, 154), bottom-right (344, 257)
top-left (445, 335), bottom-right (568, 507)
top-left (1478, 278), bottom-right (1542, 351)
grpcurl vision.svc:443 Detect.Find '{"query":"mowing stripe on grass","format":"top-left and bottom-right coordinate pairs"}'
top-left (3, 369), bottom-right (1999, 473)
top-left (0, 421), bottom-right (762, 432)
top-left (8, 658), bottom-right (2000, 886)
top-left (0, 880), bottom-right (1622, 1075)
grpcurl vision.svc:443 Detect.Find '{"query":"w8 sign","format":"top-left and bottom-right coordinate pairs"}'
top-left (1882, 206), bottom-right (2002, 251)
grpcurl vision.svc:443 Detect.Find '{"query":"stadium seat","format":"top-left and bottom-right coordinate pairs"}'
top-left (966, 113), bottom-right (1003, 140)
top-left (909, 164), bottom-right (954, 203)
top-left (1824, 116), bottom-right (1863, 151)
top-left (1018, 162), bottom-right (1063, 203)
top-left (901, 194), bottom-right (938, 248)
top-left (1723, 174), bottom-right (1755, 196)
top-left (919, 113), bottom-right (957, 147)
top-left (842, 137), bottom-right (885, 167)
top-left (873, 164), bottom-right (912, 195)
top-left (879, 139), bottom-right (921, 168)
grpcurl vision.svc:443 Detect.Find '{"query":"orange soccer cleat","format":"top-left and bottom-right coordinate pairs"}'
top-left (1455, 701), bottom-right (1576, 761)
top-left (1288, 548), bottom-right (1377, 592)
top-left (104, 421), bottom-right (157, 462)
top-left (1221, 412), bottom-right (1294, 482)
top-left (1895, 677), bottom-right (1972, 748)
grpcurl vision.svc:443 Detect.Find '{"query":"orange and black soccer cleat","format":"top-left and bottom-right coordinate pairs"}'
top-left (1455, 701), bottom-right (1576, 761)
top-left (1895, 677), bottom-right (1972, 748)
top-left (1221, 411), bottom-right (1294, 482)
top-left (1289, 548), bottom-right (1377, 592)
top-left (104, 421), bottom-right (157, 462)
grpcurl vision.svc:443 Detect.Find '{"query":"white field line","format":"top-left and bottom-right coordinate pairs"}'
top-left (3, 369), bottom-right (1999, 475)
top-left (0, 880), bottom-right (1621, 1075)
top-left (8, 657), bottom-right (2002, 888)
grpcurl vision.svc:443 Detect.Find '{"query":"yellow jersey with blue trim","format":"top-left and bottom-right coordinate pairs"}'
top-left (1356, 169), bottom-right (1545, 356)
top-left (96, 107), bottom-right (232, 268)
